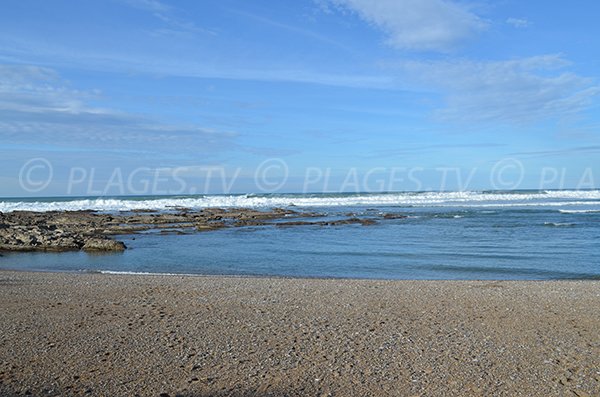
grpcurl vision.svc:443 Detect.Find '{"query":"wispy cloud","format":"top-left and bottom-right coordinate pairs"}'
top-left (0, 35), bottom-right (394, 89)
top-left (230, 9), bottom-right (356, 54)
top-left (119, 0), bottom-right (217, 36)
top-left (369, 143), bottom-right (505, 158)
top-left (506, 17), bottom-right (530, 29)
top-left (511, 145), bottom-right (600, 158)
top-left (387, 55), bottom-right (600, 124)
top-left (0, 64), bottom-right (237, 155)
top-left (320, 0), bottom-right (488, 52)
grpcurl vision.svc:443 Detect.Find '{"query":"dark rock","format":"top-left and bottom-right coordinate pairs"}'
top-left (82, 238), bottom-right (126, 252)
top-left (275, 217), bottom-right (377, 227)
top-left (196, 221), bottom-right (227, 231)
top-left (0, 207), bottom-right (349, 253)
top-left (359, 218), bottom-right (377, 226)
top-left (383, 213), bottom-right (408, 219)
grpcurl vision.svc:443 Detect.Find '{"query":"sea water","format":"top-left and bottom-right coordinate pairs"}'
top-left (1, 190), bottom-right (599, 280)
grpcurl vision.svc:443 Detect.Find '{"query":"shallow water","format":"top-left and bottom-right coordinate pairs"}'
top-left (1, 191), bottom-right (599, 280)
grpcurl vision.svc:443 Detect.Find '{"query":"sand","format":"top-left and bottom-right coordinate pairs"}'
top-left (0, 271), bottom-right (599, 396)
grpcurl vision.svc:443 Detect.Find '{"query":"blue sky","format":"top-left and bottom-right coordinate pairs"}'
top-left (1, 0), bottom-right (600, 196)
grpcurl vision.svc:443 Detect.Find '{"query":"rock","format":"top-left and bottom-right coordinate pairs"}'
top-left (359, 218), bottom-right (377, 226)
top-left (196, 222), bottom-right (227, 231)
top-left (82, 238), bottom-right (126, 252)
top-left (275, 218), bottom-right (377, 227)
top-left (1, 207), bottom-right (381, 253)
top-left (383, 213), bottom-right (408, 220)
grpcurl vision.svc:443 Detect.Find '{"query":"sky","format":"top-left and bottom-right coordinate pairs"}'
top-left (1, 0), bottom-right (600, 196)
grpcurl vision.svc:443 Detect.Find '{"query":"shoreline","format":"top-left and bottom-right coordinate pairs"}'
top-left (3, 267), bottom-right (600, 282)
top-left (1, 271), bottom-right (599, 396)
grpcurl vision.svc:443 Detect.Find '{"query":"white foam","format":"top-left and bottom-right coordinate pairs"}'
top-left (98, 270), bottom-right (186, 276)
top-left (96, 270), bottom-right (247, 278)
top-left (1, 190), bottom-right (599, 212)
top-left (558, 209), bottom-right (600, 214)
top-left (544, 222), bottom-right (576, 227)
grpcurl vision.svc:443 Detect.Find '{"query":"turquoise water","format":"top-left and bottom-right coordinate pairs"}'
top-left (1, 191), bottom-right (599, 280)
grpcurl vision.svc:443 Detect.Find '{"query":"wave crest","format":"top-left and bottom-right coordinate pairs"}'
top-left (1, 190), bottom-right (600, 212)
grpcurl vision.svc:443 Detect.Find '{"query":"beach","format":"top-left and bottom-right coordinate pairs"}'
top-left (1, 271), bottom-right (599, 396)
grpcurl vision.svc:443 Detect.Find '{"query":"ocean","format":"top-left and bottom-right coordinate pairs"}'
top-left (1, 190), bottom-right (599, 280)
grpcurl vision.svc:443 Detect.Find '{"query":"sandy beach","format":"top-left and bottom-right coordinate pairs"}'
top-left (0, 271), bottom-right (599, 396)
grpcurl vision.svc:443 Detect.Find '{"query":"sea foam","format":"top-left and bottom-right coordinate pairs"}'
top-left (1, 190), bottom-right (600, 212)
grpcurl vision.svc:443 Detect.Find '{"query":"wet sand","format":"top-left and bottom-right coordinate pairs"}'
top-left (0, 270), bottom-right (599, 396)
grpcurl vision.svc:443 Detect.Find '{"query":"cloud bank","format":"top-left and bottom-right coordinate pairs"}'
top-left (390, 55), bottom-right (600, 123)
top-left (0, 64), bottom-right (237, 155)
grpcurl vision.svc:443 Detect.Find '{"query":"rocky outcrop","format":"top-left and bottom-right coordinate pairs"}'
top-left (0, 207), bottom-right (398, 253)
top-left (0, 224), bottom-right (125, 253)
top-left (0, 208), bottom-right (305, 252)
top-left (0, 224), bottom-right (80, 252)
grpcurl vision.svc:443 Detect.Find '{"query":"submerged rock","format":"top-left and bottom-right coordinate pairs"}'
top-left (382, 213), bottom-right (408, 220)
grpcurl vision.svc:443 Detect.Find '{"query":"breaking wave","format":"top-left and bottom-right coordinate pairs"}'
top-left (1, 190), bottom-right (600, 212)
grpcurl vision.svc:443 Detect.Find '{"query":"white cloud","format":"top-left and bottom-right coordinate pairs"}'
top-left (0, 64), bottom-right (237, 154)
top-left (390, 55), bottom-right (600, 123)
top-left (506, 17), bottom-right (530, 28)
top-left (0, 64), bottom-right (58, 85)
top-left (0, 65), bottom-right (93, 115)
top-left (322, 0), bottom-right (488, 51)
